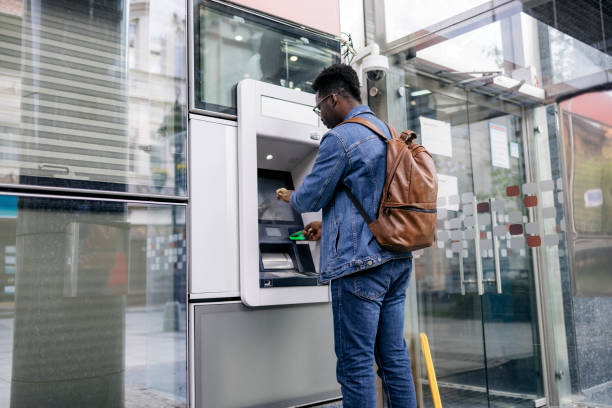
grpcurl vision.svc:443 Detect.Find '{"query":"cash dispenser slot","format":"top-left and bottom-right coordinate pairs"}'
top-left (261, 252), bottom-right (294, 270)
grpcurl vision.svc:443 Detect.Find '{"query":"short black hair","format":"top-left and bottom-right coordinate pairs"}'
top-left (311, 63), bottom-right (362, 103)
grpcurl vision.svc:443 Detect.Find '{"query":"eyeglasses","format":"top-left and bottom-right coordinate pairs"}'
top-left (312, 93), bottom-right (335, 116)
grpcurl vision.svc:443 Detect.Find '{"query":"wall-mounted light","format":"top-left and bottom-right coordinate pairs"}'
top-left (266, 154), bottom-right (274, 160)
top-left (234, 35), bottom-right (243, 41)
top-left (289, 55), bottom-right (298, 62)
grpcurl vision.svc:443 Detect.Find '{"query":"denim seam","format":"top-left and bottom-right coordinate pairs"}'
top-left (351, 207), bottom-right (357, 256)
top-left (355, 142), bottom-right (377, 189)
top-left (337, 279), bottom-right (344, 388)
top-left (345, 146), bottom-right (354, 169)
top-left (346, 134), bottom-right (378, 150)
top-left (308, 148), bottom-right (346, 212)
top-left (375, 347), bottom-right (393, 408)
top-left (377, 260), bottom-right (395, 407)
top-left (326, 129), bottom-right (349, 152)
top-left (388, 259), bottom-right (396, 290)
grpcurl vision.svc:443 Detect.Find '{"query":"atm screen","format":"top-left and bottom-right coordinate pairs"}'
top-left (257, 170), bottom-right (298, 223)
top-left (256, 169), bottom-right (318, 288)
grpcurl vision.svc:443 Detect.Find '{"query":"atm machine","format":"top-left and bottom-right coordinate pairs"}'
top-left (190, 80), bottom-right (340, 407)
top-left (237, 79), bottom-right (330, 307)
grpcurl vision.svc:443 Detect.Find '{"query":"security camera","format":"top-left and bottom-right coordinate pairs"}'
top-left (350, 43), bottom-right (389, 100)
top-left (362, 53), bottom-right (389, 82)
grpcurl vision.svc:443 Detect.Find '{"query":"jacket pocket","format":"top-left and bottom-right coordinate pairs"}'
top-left (330, 222), bottom-right (340, 258)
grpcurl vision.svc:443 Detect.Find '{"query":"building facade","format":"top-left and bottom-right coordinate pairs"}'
top-left (0, 0), bottom-right (609, 407)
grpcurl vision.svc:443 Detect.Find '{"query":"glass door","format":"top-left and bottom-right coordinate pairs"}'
top-left (378, 1), bottom-right (612, 405)
top-left (408, 88), bottom-right (489, 407)
top-left (468, 102), bottom-right (544, 406)
top-left (403, 79), bottom-right (544, 407)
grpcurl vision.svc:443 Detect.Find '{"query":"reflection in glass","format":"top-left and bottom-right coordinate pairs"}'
top-left (194, 0), bottom-right (340, 115)
top-left (388, 1), bottom-right (612, 405)
top-left (408, 91), bottom-right (489, 406)
top-left (466, 107), bottom-right (543, 404)
top-left (561, 91), bottom-right (612, 296)
top-left (0, 195), bottom-right (186, 407)
top-left (416, 22), bottom-right (503, 75)
top-left (0, 0), bottom-right (187, 196)
top-left (257, 172), bottom-right (297, 222)
top-left (405, 83), bottom-right (543, 406)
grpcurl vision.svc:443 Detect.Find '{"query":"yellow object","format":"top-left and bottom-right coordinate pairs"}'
top-left (420, 333), bottom-right (443, 408)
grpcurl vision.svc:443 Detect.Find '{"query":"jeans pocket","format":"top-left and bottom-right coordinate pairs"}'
top-left (352, 269), bottom-right (389, 300)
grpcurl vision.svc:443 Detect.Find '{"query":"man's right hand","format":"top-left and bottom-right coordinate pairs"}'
top-left (303, 221), bottom-right (322, 241)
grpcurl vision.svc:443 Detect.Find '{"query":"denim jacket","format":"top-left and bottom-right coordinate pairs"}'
top-left (290, 105), bottom-right (412, 282)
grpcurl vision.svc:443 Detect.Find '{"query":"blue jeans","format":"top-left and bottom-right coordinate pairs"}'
top-left (331, 258), bottom-right (417, 408)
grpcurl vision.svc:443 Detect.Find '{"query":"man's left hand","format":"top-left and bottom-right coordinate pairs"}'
top-left (276, 188), bottom-right (293, 203)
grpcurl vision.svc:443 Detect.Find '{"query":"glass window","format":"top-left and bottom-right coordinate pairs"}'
top-left (0, 194), bottom-right (187, 407)
top-left (0, 0), bottom-right (187, 196)
top-left (415, 21), bottom-right (504, 74)
top-left (193, 0), bottom-right (340, 115)
top-left (385, 1), bottom-right (612, 405)
top-left (404, 9), bottom-right (611, 103)
top-left (384, 0), bottom-right (491, 42)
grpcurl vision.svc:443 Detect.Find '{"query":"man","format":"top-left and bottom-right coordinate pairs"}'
top-left (276, 64), bottom-right (417, 407)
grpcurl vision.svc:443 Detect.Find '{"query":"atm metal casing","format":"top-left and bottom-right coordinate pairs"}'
top-left (237, 79), bottom-right (330, 307)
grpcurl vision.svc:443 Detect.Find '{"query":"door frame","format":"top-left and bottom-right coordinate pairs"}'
top-left (520, 106), bottom-right (555, 407)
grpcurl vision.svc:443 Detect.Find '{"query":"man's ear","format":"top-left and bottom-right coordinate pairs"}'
top-left (331, 93), bottom-right (339, 107)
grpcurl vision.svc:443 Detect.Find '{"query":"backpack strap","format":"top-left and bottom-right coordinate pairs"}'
top-left (338, 117), bottom-right (391, 143)
top-left (336, 117), bottom-right (393, 224)
top-left (409, 144), bottom-right (433, 158)
top-left (339, 184), bottom-right (373, 224)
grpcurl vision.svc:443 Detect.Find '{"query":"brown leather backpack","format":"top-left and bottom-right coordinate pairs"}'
top-left (339, 117), bottom-right (438, 252)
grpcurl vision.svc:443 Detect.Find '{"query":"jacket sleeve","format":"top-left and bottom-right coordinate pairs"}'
top-left (291, 131), bottom-right (349, 213)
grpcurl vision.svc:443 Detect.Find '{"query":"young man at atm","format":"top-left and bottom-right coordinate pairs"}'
top-left (276, 64), bottom-right (417, 408)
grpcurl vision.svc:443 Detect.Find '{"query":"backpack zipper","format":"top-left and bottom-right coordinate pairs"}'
top-left (386, 205), bottom-right (437, 214)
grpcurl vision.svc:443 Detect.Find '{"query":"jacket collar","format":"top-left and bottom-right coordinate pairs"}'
top-left (344, 105), bottom-right (373, 121)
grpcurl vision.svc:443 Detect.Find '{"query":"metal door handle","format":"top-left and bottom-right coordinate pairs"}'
top-left (459, 254), bottom-right (466, 295)
top-left (489, 198), bottom-right (502, 294)
top-left (473, 200), bottom-right (484, 295)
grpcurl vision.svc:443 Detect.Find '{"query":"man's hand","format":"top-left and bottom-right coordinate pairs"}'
top-left (303, 221), bottom-right (322, 241)
top-left (276, 188), bottom-right (293, 203)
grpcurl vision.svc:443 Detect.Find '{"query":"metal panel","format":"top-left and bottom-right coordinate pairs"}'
top-left (189, 118), bottom-right (239, 296)
top-left (193, 301), bottom-right (340, 408)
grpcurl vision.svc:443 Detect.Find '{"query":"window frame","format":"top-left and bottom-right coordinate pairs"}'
top-left (189, 0), bottom-right (341, 119)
